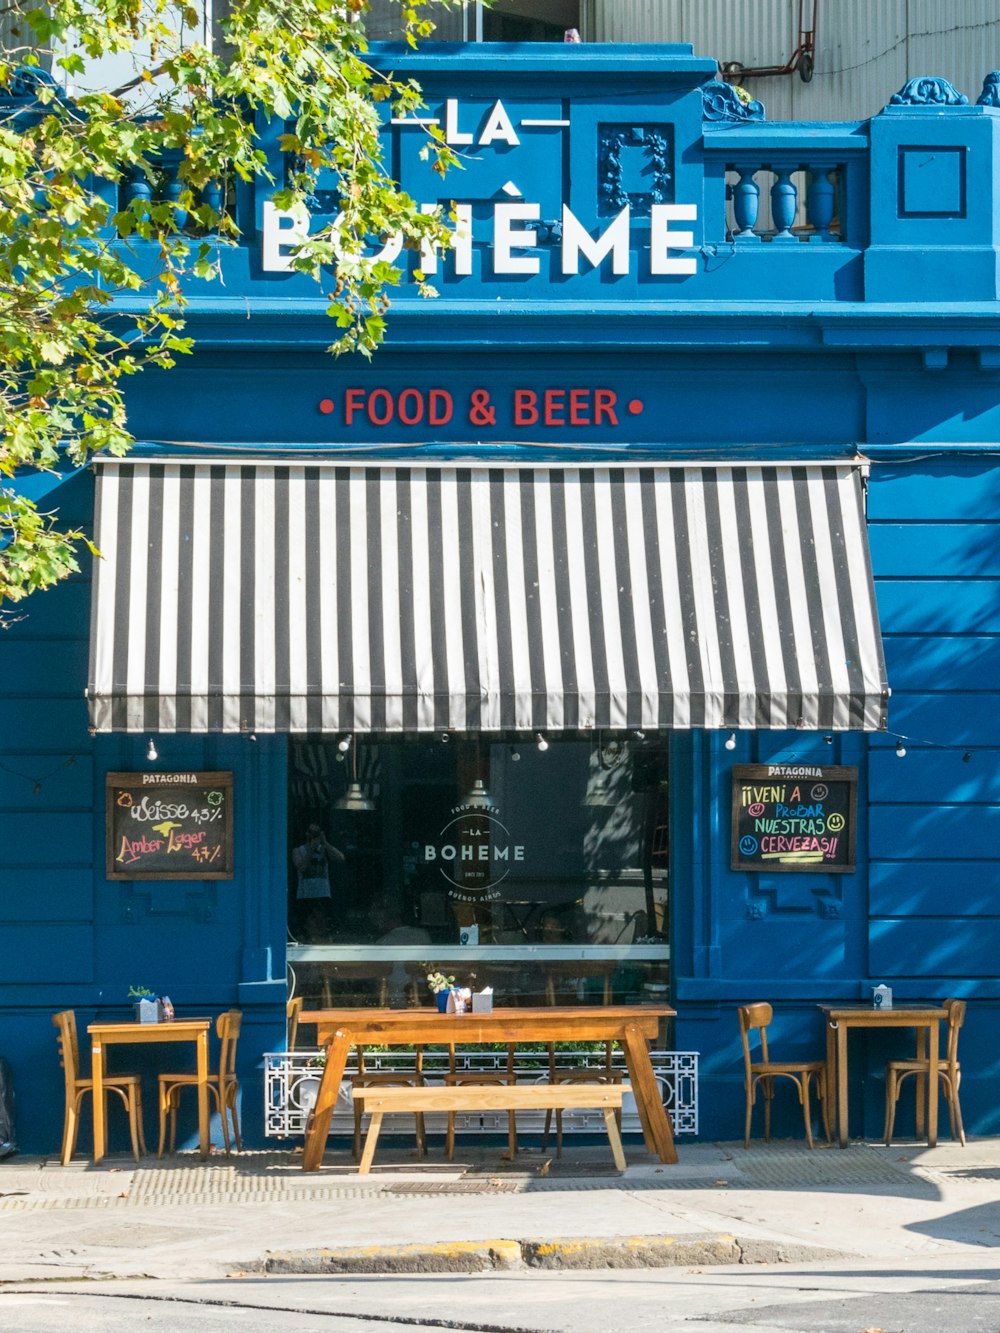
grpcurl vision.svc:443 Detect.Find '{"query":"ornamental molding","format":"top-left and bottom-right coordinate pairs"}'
top-left (701, 80), bottom-right (765, 124)
top-left (888, 76), bottom-right (968, 108)
top-left (1, 65), bottom-right (64, 103)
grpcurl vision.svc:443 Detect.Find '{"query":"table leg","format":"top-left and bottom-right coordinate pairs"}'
top-left (927, 1020), bottom-right (940, 1147)
top-left (302, 1030), bottom-right (351, 1172)
top-left (622, 1022), bottom-right (677, 1164)
top-left (91, 1039), bottom-right (106, 1164)
top-left (196, 1029), bottom-right (210, 1160)
top-left (836, 1022), bottom-right (848, 1148)
top-left (825, 1021), bottom-right (836, 1144)
top-left (914, 1028), bottom-right (928, 1140)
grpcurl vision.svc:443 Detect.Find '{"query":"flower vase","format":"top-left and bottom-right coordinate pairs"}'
top-left (435, 990), bottom-right (450, 1012)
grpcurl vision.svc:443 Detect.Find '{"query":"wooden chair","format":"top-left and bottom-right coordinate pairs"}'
top-left (52, 1010), bottom-right (145, 1165)
top-left (885, 998), bottom-right (966, 1146)
top-left (321, 962), bottom-right (391, 1008)
top-left (286, 996), bottom-right (303, 1052)
top-left (157, 1009), bottom-right (242, 1156)
top-left (738, 1002), bottom-right (830, 1149)
top-left (352, 1043), bottom-right (427, 1159)
top-left (445, 1045), bottom-right (518, 1161)
top-left (542, 961), bottom-right (623, 1157)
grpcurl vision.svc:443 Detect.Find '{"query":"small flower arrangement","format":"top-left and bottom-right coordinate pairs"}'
top-left (426, 970), bottom-right (456, 995)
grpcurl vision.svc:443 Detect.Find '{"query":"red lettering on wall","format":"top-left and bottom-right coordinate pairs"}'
top-left (514, 390), bottom-right (538, 426)
top-left (544, 389), bottom-right (566, 427)
top-left (429, 389), bottom-right (454, 425)
top-left (594, 389), bottom-right (619, 425)
top-left (367, 388), bottom-right (394, 426)
top-left (569, 389), bottom-right (590, 426)
top-left (344, 388), bottom-right (365, 425)
top-left (398, 388), bottom-right (424, 426)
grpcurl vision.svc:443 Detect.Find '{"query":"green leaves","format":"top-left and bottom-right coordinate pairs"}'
top-left (1, 0), bottom-right (464, 605)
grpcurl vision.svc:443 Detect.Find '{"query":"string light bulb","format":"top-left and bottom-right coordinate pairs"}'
top-left (895, 740), bottom-right (907, 758)
top-left (724, 732), bottom-right (737, 751)
top-left (536, 733), bottom-right (549, 752)
top-left (337, 735), bottom-right (351, 753)
top-left (146, 738), bottom-right (158, 762)
top-left (962, 751), bottom-right (972, 763)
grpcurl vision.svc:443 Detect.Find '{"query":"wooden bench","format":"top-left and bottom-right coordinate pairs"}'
top-left (352, 1082), bottom-right (629, 1174)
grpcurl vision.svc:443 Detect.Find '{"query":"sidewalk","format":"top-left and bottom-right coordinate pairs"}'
top-left (2, 1136), bottom-right (1000, 1282)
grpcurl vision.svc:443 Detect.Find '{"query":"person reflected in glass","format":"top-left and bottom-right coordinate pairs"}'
top-left (292, 823), bottom-right (345, 906)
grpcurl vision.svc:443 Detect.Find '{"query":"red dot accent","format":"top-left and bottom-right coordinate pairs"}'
top-left (627, 398), bottom-right (644, 416)
top-left (319, 398), bottom-right (335, 415)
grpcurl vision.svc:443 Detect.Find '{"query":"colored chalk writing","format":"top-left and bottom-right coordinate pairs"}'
top-left (106, 772), bottom-right (234, 880)
top-left (730, 764), bottom-right (857, 874)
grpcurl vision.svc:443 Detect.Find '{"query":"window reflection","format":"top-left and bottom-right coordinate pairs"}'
top-left (288, 735), bottom-right (668, 1008)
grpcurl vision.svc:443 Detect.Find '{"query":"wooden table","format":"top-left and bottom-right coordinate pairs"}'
top-left (87, 1019), bottom-right (212, 1164)
top-left (819, 1004), bottom-right (948, 1148)
top-left (299, 1005), bottom-right (678, 1171)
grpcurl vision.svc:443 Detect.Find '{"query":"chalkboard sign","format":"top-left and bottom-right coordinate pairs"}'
top-left (106, 772), bottom-right (234, 880)
top-left (731, 764), bottom-right (857, 874)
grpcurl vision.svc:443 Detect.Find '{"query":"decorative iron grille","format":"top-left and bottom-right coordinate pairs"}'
top-left (264, 1048), bottom-right (698, 1139)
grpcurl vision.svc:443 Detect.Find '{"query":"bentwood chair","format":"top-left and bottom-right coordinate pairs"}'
top-left (542, 961), bottom-right (623, 1157)
top-left (158, 1009), bottom-right (242, 1156)
top-left (52, 1010), bottom-right (146, 1165)
top-left (286, 996), bottom-right (303, 1052)
top-left (445, 1045), bottom-right (518, 1161)
top-left (353, 1044), bottom-right (427, 1159)
top-left (738, 1003), bottom-right (830, 1149)
top-left (885, 998), bottom-right (966, 1146)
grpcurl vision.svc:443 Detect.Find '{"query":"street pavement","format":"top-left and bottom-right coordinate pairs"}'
top-left (1, 1135), bottom-right (999, 1289)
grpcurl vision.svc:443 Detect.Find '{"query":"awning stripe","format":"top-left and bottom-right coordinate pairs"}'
top-left (87, 461), bottom-right (889, 734)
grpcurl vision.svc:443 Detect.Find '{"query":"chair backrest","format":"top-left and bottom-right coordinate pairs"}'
top-left (943, 998), bottom-right (966, 1070)
top-left (216, 1009), bottom-right (242, 1079)
top-left (286, 996), bottom-right (303, 1051)
top-left (737, 1003), bottom-right (773, 1082)
top-left (52, 1009), bottom-right (81, 1092)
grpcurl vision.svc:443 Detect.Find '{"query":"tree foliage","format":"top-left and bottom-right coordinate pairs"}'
top-left (0, 0), bottom-right (460, 605)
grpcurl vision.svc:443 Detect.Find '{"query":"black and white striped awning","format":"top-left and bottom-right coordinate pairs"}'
top-left (87, 461), bottom-right (888, 734)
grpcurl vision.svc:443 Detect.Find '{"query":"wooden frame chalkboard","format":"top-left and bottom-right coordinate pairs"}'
top-left (106, 771), bottom-right (234, 880)
top-left (731, 764), bottom-right (857, 874)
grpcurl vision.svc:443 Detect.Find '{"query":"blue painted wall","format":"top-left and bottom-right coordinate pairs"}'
top-left (3, 48), bottom-right (1000, 1151)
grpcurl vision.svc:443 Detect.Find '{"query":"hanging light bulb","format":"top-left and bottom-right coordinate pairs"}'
top-left (535, 733), bottom-right (549, 752)
top-left (335, 735), bottom-right (375, 811)
top-left (895, 740), bottom-right (907, 758)
top-left (509, 746), bottom-right (521, 762)
top-left (335, 782), bottom-right (375, 812)
top-left (337, 735), bottom-right (351, 753)
top-left (724, 732), bottom-right (737, 751)
top-left (823, 734), bottom-right (834, 745)
top-left (146, 738), bottom-right (158, 762)
top-left (463, 777), bottom-right (494, 809)
top-left (962, 750), bottom-right (972, 763)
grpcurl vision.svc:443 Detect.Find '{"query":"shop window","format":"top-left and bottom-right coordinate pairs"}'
top-left (287, 734), bottom-right (668, 1010)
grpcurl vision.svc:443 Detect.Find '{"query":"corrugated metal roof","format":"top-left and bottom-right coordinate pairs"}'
top-left (583, 0), bottom-right (1000, 119)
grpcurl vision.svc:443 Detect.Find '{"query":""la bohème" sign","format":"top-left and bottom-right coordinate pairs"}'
top-left (262, 96), bottom-right (698, 282)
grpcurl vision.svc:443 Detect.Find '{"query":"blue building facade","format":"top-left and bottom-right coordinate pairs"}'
top-left (3, 45), bottom-right (1000, 1153)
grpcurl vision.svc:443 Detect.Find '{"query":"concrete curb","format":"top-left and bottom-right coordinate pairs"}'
top-left (252, 1234), bottom-right (849, 1275)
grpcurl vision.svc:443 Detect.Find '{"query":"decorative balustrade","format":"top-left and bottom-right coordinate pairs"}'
top-left (121, 150), bottom-right (226, 234)
top-left (725, 163), bottom-right (844, 242)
